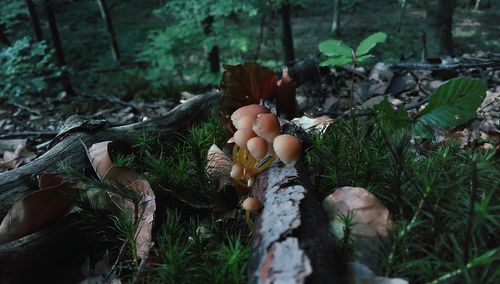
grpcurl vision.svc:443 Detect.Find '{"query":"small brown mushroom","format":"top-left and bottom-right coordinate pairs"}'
top-left (233, 128), bottom-right (256, 148)
top-left (230, 163), bottom-right (244, 179)
top-left (247, 136), bottom-right (268, 160)
top-left (242, 197), bottom-right (261, 212)
top-left (273, 134), bottom-right (302, 164)
top-left (252, 113), bottom-right (281, 143)
top-left (231, 104), bottom-right (270, 128)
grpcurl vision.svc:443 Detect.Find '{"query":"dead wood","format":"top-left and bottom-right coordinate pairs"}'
top-left (0, 91), bottom-right (221, 219)
top-left (389, 61), bottom-right (500, 71)
top-left (248, 159), bottom-right (344, 284)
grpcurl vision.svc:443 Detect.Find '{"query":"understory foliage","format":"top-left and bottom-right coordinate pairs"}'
top-left (140, 0), bottom-right (258, 86)
top-left (0, 36), bottom-right (59, 97)
top-left (307, 118), bottom-right (499, 283)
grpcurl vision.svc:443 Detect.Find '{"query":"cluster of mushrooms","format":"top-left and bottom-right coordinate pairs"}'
top-left (227, 104), bottom-right (302, 214)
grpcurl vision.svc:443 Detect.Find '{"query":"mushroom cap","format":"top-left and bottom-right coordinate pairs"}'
top-left (242, 197), bottom-right (261, 212)
top-left (252, 113), bottom-right (281, 143)
top-left (230, 163), bottom-right (244, 179)
top-left (273, 134), bottom-right (302, 164)
top-left (247, 137), bottom-right (268, 160)
top-left (231, 104), bottom-right (270, 128)
top-left (233, 128), bottom-right (256, 148)
top-left (234, 115), bottom-right (256, 130)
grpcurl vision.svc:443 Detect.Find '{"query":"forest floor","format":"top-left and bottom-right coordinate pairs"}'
top-left (0, 1), bottom-right (499, 283)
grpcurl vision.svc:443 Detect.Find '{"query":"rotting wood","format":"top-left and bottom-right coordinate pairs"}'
top-left (248, 160), bottom-right (343, 284)
top-left (0, 91), bottom-right (221, 219)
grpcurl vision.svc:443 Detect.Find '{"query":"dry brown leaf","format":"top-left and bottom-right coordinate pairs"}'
top-left (322, 186), bottom-right (394, 271)
top-left (87, 141), bottom-right (156, 259)
top-left (0, 174), bottom-right (74, 244)
top-left (206, 144), bottom-right (233, 192)
top-left (292, 115), bottom-right (334, 134)
top-left (0, 142), bottom-right (37, 171)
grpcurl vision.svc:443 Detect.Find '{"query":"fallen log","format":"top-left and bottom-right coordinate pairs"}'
top-left (248, 159), bottom-right (344, 284)
top-left (0, 91), bottom-right (221, 219)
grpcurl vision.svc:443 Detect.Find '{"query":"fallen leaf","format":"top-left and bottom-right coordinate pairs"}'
top-left (0, 142), bottom-right (37, 171)
top-left (206, 144), bottom-right (233, 192)
top-left (220, 62), bottom-right (277, 116)
top-left (87, 141), bottom-right (156, 259)
top-left (322, 186), bottom-right (394, 271)
top-left (292, 115), bottom-right (334, 134)
top-left (0, 174), bottom-right (74, 244)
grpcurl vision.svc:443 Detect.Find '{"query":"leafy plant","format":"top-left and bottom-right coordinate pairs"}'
top-left (0, 36), bottom-right (60, 97)
top-left (139, 0), bottom-right (258, 86)
top-left (319, 32), bottom-right (387, 67)
top-left (373, 77), bottom-right (487, 136)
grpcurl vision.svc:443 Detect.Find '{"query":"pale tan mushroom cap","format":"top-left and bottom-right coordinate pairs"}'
top-left (231, 104), bottom-right (270, 127)
top-left (273, 134), bottom-right (302, 164)
top-left (253, 113), bottom-right (281, 143)
top-left (242, 197), bottom-right (261, 212)
top-left (247, 136), bottom-right (268, 160)
top-left (234, 115), bottom-right (257, 129)
top-left (233, 128), bottom-right (257, 148)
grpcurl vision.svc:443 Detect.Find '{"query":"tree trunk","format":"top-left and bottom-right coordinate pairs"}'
top-left (0, 24), bottom-right (11, 46)
top-left (97, 0), bottom-right (121, 64)
top-left (25, 0), bottom-right (44, 42)
top-left (331, 0), bottom-right (341, 36)
top-left (0, 91), bottom-right (221, 220)
top-left (280, 2), bottom-right (295, 66)
top-left (202, 16), bottom-right (220, 73)
top-left (423, 0), bottom-right (455, 60)
top-left (43, 0), bottom-right (75, 96)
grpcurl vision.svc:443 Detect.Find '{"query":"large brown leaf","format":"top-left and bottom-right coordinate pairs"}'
top-left (0, 174), bottom-right (74, 244)
top-left (87, 141), bottom-right (156, 259)
top-left (322, 186), bottom-right (394, 272)
top-left (220, 62), bottom-right (277, 115)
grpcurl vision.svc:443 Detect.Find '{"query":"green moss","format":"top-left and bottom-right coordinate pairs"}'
top-left (306, 117), bottom-right (500, 283)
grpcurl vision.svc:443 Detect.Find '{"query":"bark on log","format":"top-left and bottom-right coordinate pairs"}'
top-left (0, 91), bottom-right (221, 220)
top-left (248, 160), bottom-right (344, 284)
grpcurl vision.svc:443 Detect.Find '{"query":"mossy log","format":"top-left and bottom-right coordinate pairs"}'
top-left (0, 91), bottom-right (221, 220)
top-left (248, 160), bottom-right (344, 284)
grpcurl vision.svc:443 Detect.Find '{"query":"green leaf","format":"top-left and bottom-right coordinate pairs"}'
top-left (319, 39), bottom-right (353, 57)
top-left (320, 56), bottom-right (353, 67)
top-left (355, 54), bottom-right (374, 65)
top-left (416, 77), bottom-right (487, 128)
top-left (373, 97), bottom-right (409, 129)
top-left (355, 32), bottom-right (387, 56)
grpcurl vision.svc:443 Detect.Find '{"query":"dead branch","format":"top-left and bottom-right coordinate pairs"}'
top-left (389, 61), bottom-right (500, 71)
top-left (0, 91), bottom-right (221, 219)
top-left (248, 160), bottom-right (343, 284)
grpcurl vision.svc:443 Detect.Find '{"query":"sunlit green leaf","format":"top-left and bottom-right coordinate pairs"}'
top-left (319, 39), bottom-right (353, 57)
top-left (355, 32), bottom-right (387, 56)
top-left (320, 56), bottom-right (353, 67)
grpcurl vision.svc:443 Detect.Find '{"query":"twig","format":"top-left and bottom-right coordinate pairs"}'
top-left (390, 61), bottom-right (500, 71)
top-left (0, 131), bottom-right (58, 139)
